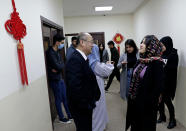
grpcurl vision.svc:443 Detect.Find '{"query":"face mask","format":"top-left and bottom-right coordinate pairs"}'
top-left (58, 44), bottom-right (64, 50)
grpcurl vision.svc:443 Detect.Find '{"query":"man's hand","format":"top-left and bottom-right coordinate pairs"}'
top-left (52, 69), bottom-right (58, 73)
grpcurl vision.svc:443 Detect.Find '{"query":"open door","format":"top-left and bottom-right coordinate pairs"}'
top-left (40, 16), bottom-right (65, 129)
top-left (66, 32), bottom-right (105, 46)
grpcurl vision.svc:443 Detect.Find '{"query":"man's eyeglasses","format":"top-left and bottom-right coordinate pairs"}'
top-left (83, 40), bottom-right (94, 44)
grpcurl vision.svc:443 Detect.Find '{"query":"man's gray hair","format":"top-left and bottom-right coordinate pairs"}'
top-left (77, 32), bottom-right (91, 45)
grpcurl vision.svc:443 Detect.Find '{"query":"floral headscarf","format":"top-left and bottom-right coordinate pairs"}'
top-left (129, 35), bottom-right (164, 99)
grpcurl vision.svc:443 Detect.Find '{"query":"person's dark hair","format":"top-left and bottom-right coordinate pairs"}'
top-left (98, 43), bottom-right (105, 50)
top-left (107, 41), bottom-right (115, 46)
top-left (141, 35), bottom-right (154, 47)
top-left (125, 39), bottom-right (138, 54)
top-left (71, 36), bottom-right (77, 42)
top-left (53, 34), bottom-right (65, 46)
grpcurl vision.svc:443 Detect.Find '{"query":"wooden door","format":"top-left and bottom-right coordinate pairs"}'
top-left (42, 25), bottom-right (57, 126)
top-left (89, 32), bottom-right (105, 45)
top-left (65, 32), bottom-right (105, 46)
top-left (41, 16), bottom-right (65, 129)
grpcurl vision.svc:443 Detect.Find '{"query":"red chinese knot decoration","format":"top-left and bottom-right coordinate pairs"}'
top-left (5, 0), bottom-right (28, 85)
top-left (113, 33), bottom-right (124, 54)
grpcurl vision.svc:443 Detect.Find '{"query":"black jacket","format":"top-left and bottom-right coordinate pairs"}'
top-left (100, 49), bottom-right (109, 63)
top-left (162, 48), bottom-right (179, 100)
top-left (46, 47), bottom-right (64, 81)
top-left (65, 50), bottom-right (101, 110)
top-left (126, 60), bottom-right (164, 131)
top-left (160, 36), bottom-right (179, 100)
top-left (110, 47), bottom-right (119, 67)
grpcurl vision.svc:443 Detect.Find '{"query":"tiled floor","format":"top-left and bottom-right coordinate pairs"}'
top-left (54, 80), bottom-right (186, 131)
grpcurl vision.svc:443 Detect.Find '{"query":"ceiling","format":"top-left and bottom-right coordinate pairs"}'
top-left (63, 0), bottom-right (146, 17)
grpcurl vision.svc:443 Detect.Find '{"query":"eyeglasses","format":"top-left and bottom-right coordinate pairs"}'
top-left (83, 40), bottom-right (94, 44)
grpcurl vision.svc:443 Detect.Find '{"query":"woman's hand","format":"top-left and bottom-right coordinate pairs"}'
top-left (107, 61), bottom-right (115, 65)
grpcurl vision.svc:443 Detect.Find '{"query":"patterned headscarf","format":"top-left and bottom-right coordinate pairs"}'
top-left (129, 35), bottom-right (163, 99)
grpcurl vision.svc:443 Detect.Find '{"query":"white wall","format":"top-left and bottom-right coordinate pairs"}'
top-left (0, 0), bottom-right (64, 99)
top-left (0, 0), bottom-right (64, 130)
top-left (64, 15), bottom-right (134, 56)
top-left (134, 0), bottom-right (186, 127)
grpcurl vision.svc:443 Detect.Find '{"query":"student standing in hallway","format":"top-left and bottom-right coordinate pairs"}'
top-left (157, 36), bottom-right (179, 129)
top-left (65, 32), bottom-right (101, 131)
top-left (117, 39), bottom-right (139, 100)
top-left (126, 35), bottom-right (164, 131)
top-left (66, 36), bottom-right (77, 61)
top-left (98, 43), bottom-right (109, 63)
top-left (46, 34), bottom-right (72, 123)
top-left (105, 41), bottom-right (120, 91)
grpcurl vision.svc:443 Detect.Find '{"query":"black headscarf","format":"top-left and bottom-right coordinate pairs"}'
top-left (160, 36), bottom-right (173, 58)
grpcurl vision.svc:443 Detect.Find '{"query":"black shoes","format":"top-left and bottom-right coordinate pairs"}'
top-left (157, 116), bottom-right (176, 129)
top-left (157, 115), bottom-right (166, 123)
top-left (68, 116), bottom-right (73, 121)
top-left (167, 119), bottom-right (176, 129)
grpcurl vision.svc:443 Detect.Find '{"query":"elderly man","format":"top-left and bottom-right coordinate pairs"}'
top-left (65, 33), bottom-right (101, 131)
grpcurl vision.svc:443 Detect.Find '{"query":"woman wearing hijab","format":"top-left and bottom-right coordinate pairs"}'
top-left (125, 35), bottom-right (164, 131)
top-left (88, 44), bottom-right (114, 131)
top-left (117, 39), bottom-right (139, 100)
top-left (157, 36), bottom-right (179, 129)
top-left (98, 43), bottom-right (109, 63)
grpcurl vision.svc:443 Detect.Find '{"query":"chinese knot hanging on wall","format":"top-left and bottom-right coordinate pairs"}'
top-left (5, 0), bottom-right (28, 85)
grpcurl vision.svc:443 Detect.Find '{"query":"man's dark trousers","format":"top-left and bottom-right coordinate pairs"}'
top-left (49, 79), bottom-right (71, 119)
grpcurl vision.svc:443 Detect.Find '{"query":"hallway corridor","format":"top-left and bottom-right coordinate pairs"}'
top-left (54, 80), bottom-right (186, 131)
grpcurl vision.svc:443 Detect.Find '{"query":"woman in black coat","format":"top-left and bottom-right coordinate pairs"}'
top-left (157, 36), bottom-right (179, 129)
top-left (126, 35), bottom-right (164, 131)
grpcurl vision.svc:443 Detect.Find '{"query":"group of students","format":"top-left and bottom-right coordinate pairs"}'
top-left (97, 35), bottom-right (178, 131)
top-left (116, 35), bottom-right (178, 131)
top-left (46, 32), bottom-right (178, 131)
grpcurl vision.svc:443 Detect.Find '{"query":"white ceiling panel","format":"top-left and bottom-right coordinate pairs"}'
top-left (63, 0), bottom-right (146, 17)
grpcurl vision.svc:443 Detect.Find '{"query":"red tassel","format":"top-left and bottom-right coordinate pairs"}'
top-left (17, 43), bottom-right (25, 85)
top-left (21, 47), bottom-right (28, 85)
top-left (117, 45), bottom-right (120, 56)
top-left (17, 43), bottom-right (28, 85)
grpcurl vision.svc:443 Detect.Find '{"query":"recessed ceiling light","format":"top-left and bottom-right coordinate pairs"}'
top-left (95, 6), bottom-right (113, 12)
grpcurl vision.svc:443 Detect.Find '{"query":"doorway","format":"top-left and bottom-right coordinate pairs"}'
top-left (40, 16), bottom-right (65, 129)
top-left (65, 32), bottom-right (105, 46)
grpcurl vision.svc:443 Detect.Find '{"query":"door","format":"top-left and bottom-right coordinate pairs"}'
top-left (65, 32), bottom-right (105, 46)
top-left (89, 32), bottom-right (105, 45)
top-left (41, 16), bottom-right (65, 128)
